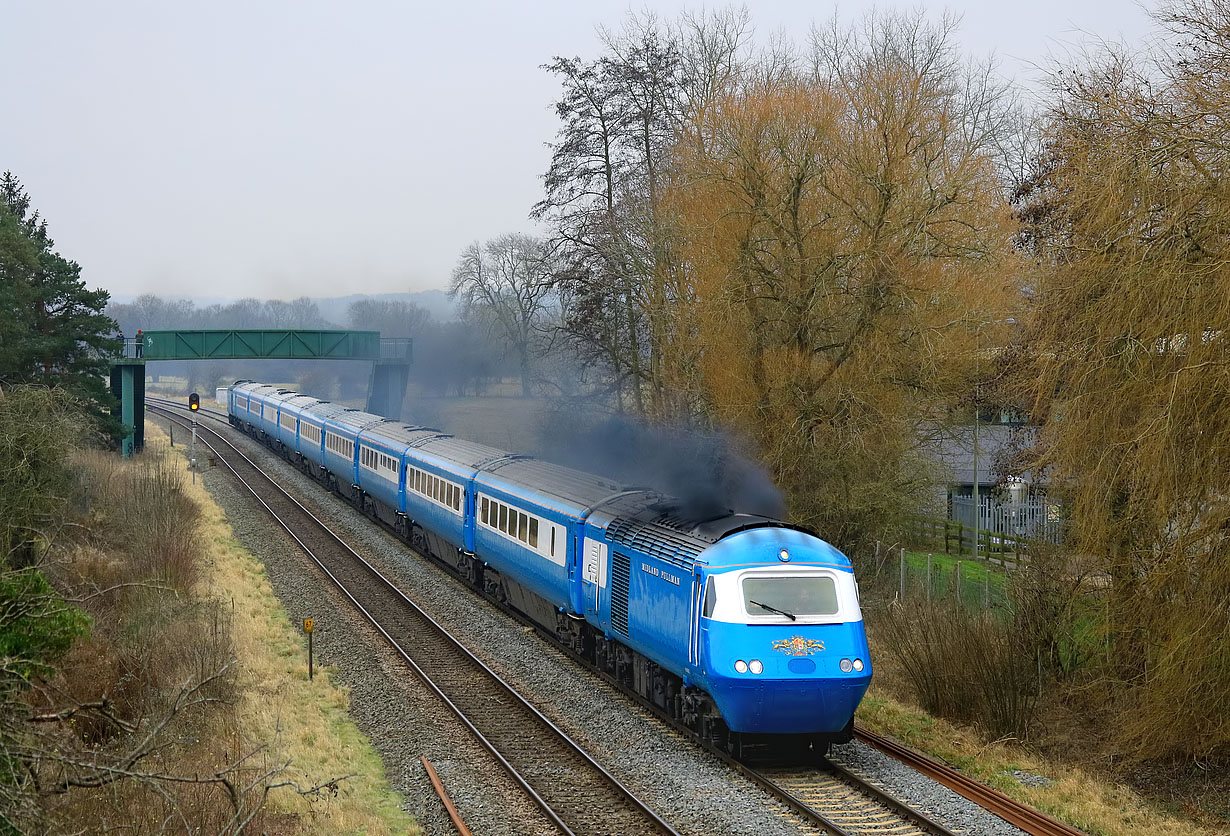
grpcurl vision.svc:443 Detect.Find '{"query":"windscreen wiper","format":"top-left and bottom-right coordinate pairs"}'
top-left (749, 600), bottom-right (796, 621)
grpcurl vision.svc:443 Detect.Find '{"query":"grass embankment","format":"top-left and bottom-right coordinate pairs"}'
top-left (861, 550), bottom-right (1222, 836)
top-left (856, 690), bottom-right (1220, 836)
top-left (151, 423), bottom-right (417, 834)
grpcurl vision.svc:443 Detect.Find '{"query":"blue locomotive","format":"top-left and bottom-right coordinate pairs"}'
top-left (227, 380), bottom-right (871, 754)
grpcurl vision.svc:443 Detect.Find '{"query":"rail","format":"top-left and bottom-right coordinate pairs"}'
top-left (854, 728), bottom-right (1087, 836)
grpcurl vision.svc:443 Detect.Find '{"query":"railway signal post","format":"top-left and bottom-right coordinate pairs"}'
top-left (189, 393), bottom-right (199, 484)
top-left (304, 618), bottom-right (314, 680)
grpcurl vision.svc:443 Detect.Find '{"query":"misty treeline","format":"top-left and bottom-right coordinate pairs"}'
top-left (454, 4), bottom-right (1230, 759)
top-left (106, 293), bottom-right (518, 398)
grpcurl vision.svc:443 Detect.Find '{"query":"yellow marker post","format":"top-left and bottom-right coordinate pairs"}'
top-left (304, 618), bottom-right (314, 680)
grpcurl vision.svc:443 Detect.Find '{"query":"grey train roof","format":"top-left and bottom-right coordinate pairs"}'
top-left (282, 394), bottom-right (321, 412)
top-left (483, 457), bottom-right (625, 512)
top-left (300, 400), bottom-right (352, 422)
top-left (363, 422), bottom-right (450, 450)
top-left (322, 409), bottom-right (385, 432)
top-left (417, 436), bottom-right (518, 469)
top-left (264, 389), bottom-right (302, 408)
top-left (589, 492), bottom-right (812, 569)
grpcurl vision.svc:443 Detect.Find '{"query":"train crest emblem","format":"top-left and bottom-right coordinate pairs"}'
top-left (773, 636), bottom-right (824, 656)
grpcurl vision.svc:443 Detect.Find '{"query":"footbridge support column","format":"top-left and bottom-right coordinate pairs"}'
top-left (109, 359), bottom-right (146, 458)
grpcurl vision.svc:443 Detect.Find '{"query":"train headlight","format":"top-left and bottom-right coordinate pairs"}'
top-left (839, 658), bottom-right (853, 673)
top-left (749, 659), bottom-right (764, 674)
top-left (852, 658), bottom-right (864, 672)
top-left (735, 660), bottom-right (748, 674)
top-left (779, 549), bottom-right (790, 562)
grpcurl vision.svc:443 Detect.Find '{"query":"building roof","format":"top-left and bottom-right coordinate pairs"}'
top-left (930, 423), bottom-right (1039, 487)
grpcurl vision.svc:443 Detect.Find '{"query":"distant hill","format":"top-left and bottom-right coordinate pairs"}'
top-left (314, 289), bottom-right (457, 324)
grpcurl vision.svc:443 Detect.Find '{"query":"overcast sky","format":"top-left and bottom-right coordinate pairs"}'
top-left (2, 1), bottom-right (1155, 302)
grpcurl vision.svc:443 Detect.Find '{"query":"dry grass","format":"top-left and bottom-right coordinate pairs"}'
top-left (148, 422), bottom-right (418, 835)
top-left (859, 646), bottom-right (1223, 836)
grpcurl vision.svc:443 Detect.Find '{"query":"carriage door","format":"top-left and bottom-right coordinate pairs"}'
top-left (688, 569), bottom-right (703, 668)
top-left (581, 537), bottom-right (607, 620)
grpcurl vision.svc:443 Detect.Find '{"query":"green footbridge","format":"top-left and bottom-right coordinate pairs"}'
top-left (110, 329), bottom-right (412, 457)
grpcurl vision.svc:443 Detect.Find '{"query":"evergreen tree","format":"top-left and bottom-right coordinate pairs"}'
top-left (0, 172), bottom-right (119, 434)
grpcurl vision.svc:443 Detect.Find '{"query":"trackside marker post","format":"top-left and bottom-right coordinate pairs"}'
top-left (304, 618), bottom-right (314, 680)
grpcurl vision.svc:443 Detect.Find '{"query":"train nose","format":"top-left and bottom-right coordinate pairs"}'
top-left (707, 667), bottom-right (871, 734)
top-left (702, 620), bottom-right (872, 734)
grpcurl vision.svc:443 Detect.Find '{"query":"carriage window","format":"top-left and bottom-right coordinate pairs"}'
top-left (499, 504), bottom-right (508, 532)
top-left (550, 527), bottom-right (556, 556)
top-left (529, 518), bottom-right (538, 548)
top-left (481, 497), bottom-right (489, 523)
top-left (518, 513), bottom-right (528, 542)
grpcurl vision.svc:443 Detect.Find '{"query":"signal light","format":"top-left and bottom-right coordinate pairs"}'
top-left (189, 393), bottom-right (200, 411)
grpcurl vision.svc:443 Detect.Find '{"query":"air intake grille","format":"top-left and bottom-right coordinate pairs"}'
top-left (611, 551), bottom-right (631, 636)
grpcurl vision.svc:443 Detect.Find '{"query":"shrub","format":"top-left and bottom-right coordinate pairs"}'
top-left (876, 599), bottom-right (1039, 740)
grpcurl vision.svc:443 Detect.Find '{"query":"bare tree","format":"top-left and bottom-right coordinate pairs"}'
top-left (347, 298), bottom-right (432, 339)
top-left (449, 234), bottom-right (556, 397)
top-left (536, 11), bottom-right (752, 417)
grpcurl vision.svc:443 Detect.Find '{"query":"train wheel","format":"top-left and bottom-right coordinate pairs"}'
top-left (728, 730), bottom-right (743, 760)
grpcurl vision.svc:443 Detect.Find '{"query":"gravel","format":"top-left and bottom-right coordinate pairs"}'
top-left (1006, 769), bottom-right (1052, 788)
top-left (828, 742), bottom-right (1029, 836)
top-left (176, 412), bottom-right (1031, 836)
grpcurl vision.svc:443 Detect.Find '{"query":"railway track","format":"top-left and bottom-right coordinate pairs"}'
top-left (755, 764), bottom-right (946, 836)
top-left (852, 729), bottom-right (1086, 836)
top-left (147, 401), bottom-right (680, 836)
top-left (147, 397), bottom-right (1087, 836)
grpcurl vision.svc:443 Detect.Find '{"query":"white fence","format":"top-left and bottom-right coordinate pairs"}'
top-left (951, 495), bottom-right (1062, 545)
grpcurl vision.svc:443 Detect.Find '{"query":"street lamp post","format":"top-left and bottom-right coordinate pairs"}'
top-left (972, 396), bottom-right (980, 559)
top-left (970, 316), bottom-right (1015, 560)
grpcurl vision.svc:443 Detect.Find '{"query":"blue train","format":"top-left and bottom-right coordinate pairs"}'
top-left (227, 380), bottom-right (872, 754)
